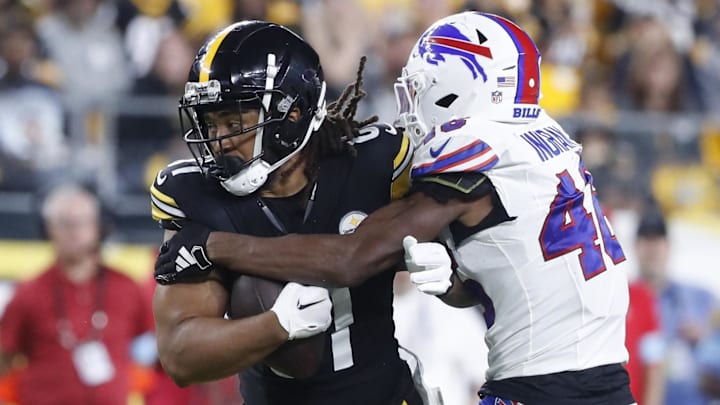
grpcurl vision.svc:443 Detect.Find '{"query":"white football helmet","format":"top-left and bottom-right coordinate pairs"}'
top-left (395, 12), bottom-right (542, 146)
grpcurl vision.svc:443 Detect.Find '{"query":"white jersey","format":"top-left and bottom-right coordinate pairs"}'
top-left (411, 112), bottom-right (629, 381)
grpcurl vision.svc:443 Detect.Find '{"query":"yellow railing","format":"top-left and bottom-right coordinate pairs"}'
top-left (0, 240), bottom-right (156, 282)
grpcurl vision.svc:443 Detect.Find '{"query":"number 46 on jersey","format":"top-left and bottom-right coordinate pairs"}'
top-left (539, 163), bottom-right (626, 280)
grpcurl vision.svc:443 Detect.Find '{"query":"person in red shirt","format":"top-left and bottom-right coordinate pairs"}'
top-left (626, 280), bottom-right (665, 405)
top-left (0, 184), bottom-right (153, 405)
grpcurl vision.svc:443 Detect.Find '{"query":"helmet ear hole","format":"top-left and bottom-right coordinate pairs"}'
top-left (435, 94), bottom-right (458, 108)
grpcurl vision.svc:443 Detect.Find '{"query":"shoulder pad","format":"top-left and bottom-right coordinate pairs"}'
top-left (411, 117), bottom-right (500, 178)
top-left (352, 123), bottom-right (413, 199)
top-left (353, 123), bottom-right (413, 176)
top-left (149, 159), bottom-right (203, 224)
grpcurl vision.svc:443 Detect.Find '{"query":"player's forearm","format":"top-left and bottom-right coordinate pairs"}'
top-left (208, 193), bottom-right (464, 287)
top-left (158, 312), bottom-right (287, 386)
top-left (438, 274), bottom-right (484, 308)
top-left (207, 232), bottom-right (383, 287)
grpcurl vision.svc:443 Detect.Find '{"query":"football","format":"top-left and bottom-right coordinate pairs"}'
top-left (229, 276), bottom-right (326, 379)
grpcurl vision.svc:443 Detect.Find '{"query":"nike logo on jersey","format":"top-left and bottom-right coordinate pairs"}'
top-left (429, 139), bottom-right (450, 158)
top-left (156, 171), bottom-right (167, 186)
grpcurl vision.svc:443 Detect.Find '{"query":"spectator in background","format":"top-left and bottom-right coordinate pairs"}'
top-left (635, 210), bottom-right (719, 405)
top-left (116, 30), bottom-right (194, 193)
top-left (613, 17), bottom-right (704, 113)
top-left (692, 0), bottom-right (720, 113)
top-left (531, 0), bottom-right (591, 116)
top-left (35, 0), bottom-right (131, 103)
top-left (114, 0), bottom-right (187, 79)
top-left (393, 272), bottom-right (488, 405)
top-left (33, 0), bottom-right (133, 189)
top-left (697, 309), bottom-right (720, 400)
top-left (363, 9), bottom-right (418, 124)
top-left (609, 17), bottom-right (706, 201)
top-left (301, 0), bottom-right (372, 98)
top-left (610, 0), bottom-right (697, 53)
top-left (625, 281), bottom-right (665, 405)
top-left (578, 66), bottom-right (616, 118)
top-left (0, 15), bottom-right (68, 191)
top-left (575, 126), bottom-right (645, 212)
top-left (0, 184), bottom-right (153, 405)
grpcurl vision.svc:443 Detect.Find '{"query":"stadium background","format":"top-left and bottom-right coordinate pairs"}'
top-left (0, 0), bottom-right (719, 404)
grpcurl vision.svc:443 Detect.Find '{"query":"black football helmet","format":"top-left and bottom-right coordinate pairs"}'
top-left (179, 21), bottom-right (327, 196)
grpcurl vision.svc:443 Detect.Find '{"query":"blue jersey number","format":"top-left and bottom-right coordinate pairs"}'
top-left (539, 166), bottom-right (625, 280)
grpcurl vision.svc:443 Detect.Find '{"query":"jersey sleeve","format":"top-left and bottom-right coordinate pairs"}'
top-left (391, 129), bottom-right (413, 201)
top-left (411, 120), bottom-right (499, 179)
top-left (354, 122), bottom-right (414, 201)
top-left (149, 160), bottom-right (194, 230)
top-left (409, 119), bottom-right (500, 201)
top-left (411, 171), bottom-right (494, 203)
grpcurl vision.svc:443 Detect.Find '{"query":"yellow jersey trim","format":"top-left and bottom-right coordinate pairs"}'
top-left (150, 184), bottom-right (179, 208)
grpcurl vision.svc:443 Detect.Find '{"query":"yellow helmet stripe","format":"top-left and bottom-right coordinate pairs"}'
top-left (150, 184), bottom-right (179, 208)
top-left (199, 23), bottom-right (242, 82)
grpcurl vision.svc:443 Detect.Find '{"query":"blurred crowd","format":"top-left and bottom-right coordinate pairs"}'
top-left (0, 0), bottom-right (719, 210)
top-left (0, 0), bottom-right (720, 404)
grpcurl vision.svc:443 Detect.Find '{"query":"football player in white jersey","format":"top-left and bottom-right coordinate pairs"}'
top-left (155, 12), bottom-right (635, 405)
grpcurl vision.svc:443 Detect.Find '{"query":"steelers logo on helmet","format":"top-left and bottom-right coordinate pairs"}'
top-left (179, 21), bottom-right (327, 196)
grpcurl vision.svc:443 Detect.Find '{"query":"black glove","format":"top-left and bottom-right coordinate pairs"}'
top-left (154, 221), bottom-right (213, 285)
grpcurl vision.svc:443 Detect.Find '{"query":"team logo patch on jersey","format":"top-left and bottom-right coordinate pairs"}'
top-left (491, 90), bottom-right (503, 104)
top-left (338, 211), bottom-right (367, 235)
top-left (417, 24), bottom-right (491, 81)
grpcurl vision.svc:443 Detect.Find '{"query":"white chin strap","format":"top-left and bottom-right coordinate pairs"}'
top-left (221, 54), bottom-right (328, 197)
top-left (220, 159), bottom-right (272, 196)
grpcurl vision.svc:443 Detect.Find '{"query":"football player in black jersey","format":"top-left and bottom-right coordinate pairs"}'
top-left (150, 21), bottom-right (425, 405)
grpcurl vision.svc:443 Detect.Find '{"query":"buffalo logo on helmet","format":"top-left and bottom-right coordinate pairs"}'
top-left (417, 23), bottom-right (492, 81)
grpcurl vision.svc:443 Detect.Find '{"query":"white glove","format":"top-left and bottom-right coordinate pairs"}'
top-left (403, 236), bottom-right (453, 296)
top-left (270, 282), bottom-right (333, 340)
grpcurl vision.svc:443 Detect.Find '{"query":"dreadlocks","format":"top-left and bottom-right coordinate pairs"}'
top-left (301, 56), bottom-right (378, 180)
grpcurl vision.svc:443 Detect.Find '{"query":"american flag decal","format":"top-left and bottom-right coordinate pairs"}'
top-left (497, 76), bottom-right (515, 87)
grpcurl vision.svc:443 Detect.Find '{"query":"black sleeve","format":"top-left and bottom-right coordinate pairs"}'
top-left (410, 172), bottom-right (494, 203)
top-left (412, 172), bottom-right (514, 244)
top-left (353, 122), bottom-right (413, 201)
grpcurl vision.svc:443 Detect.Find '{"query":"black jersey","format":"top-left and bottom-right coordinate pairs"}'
top-left (150, 123), bottom-right (420, 405)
